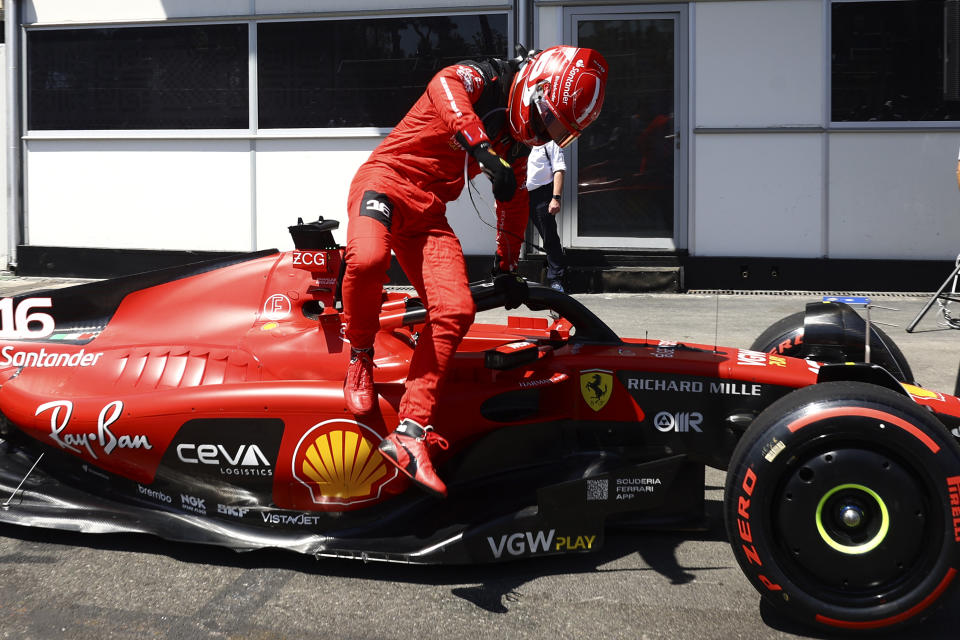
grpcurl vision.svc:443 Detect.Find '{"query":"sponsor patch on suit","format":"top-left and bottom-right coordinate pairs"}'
top-left (359, 191), bottom-right (394, 229)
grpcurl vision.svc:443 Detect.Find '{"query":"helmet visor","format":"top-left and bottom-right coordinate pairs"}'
top-left (533, 96), bottom-right (579, 148)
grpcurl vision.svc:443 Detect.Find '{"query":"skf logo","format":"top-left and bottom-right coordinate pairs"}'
top-left (292, 419), bottom-right (395, 506)
top-left (948, 476), bottom-right (960, 542)
top-left (580, 369), bottom-right (613, 412)
top-left (654, 411), bottom-right (703, 433)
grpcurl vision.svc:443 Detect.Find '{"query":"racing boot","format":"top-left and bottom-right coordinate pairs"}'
top-left (344, 347), bottom-right (376, 414)
top-left (377, 418), bottom-right (449, 497)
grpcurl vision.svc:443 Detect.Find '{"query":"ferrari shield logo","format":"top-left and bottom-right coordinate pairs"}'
top-left (580, 369), bottom-right (613, 412)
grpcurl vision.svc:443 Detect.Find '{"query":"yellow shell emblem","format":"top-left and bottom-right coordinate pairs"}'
top-left (580, 369), bottom-right (613, 412)
top-left (293, 420), bottom-right (392, 505)
top-left (901, 383), bottom-right (942, 401)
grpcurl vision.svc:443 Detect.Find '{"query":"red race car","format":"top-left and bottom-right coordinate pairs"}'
top-left (0, 218), bottom-right (957, 634)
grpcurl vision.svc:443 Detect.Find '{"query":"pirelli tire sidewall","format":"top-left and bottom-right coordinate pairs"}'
top-left (749, 310), bottom-right (914, 384)
top-left (749, 311), bottom-right (806, 357)
top-left (724, 381), bottom-right (960, 633)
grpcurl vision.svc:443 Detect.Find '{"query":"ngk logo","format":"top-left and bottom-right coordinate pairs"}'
top-left (653, 411), bottom-right (703, 433)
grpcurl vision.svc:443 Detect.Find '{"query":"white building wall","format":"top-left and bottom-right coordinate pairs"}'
top-left (25, 1), bottom-right (252, 23)
top-left (26, 139), bottom-right (253, 250)
top-left (694, 0), bottom-right (823, 128)
top-left (25, 0), bottom-right (511, 23)
top-left (692, 0), bottom-right (959, 261)
top-left (253, 137), bottom-right (500, 252)
top-left (828, 133), bottom-right (960, 260)
top-left (0, 44), bottom-right (7, 270)
top-left (254, 137), bottom-right (375, 252)
top-left (694, 132), bottom-right (823, 258)
top-left (692, 0), bottom-right (825, 257)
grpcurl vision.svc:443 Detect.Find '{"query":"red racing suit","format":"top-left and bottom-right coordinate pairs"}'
top-left (342, 58), bottom-right (531, 427)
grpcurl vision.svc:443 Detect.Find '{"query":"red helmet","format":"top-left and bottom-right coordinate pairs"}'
top-left (507, 46), bottom-right (608, 148)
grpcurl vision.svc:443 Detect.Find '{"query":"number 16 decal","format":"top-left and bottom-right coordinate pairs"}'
top-left (0, 298), bottom-right (55, 339)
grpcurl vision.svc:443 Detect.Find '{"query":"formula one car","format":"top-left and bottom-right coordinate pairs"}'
top-left (0, 218), bottom-right (958, 634)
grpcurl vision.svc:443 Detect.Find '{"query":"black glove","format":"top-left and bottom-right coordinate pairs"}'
top-left (471, 143), bottom-right (517, 202)
top-left (493, 273), bottom-right (528, 310)
top-left (490, 253), bottom-right (508, 277)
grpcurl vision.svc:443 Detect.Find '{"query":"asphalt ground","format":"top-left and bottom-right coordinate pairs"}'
top-left (0, 273), bottom-right (959, 639)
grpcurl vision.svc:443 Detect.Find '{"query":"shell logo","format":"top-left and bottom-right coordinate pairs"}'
top-left (901, 383), bottom-right (944, 402)
top-left (292, 419), bottom-right (396, 506)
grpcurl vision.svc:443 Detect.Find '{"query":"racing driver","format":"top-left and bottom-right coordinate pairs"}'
top-left (342, 45), bottom-right (608, 497)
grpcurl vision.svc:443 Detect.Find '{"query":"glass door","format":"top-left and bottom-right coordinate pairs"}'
top-left (565, 7), bottom-right (687, 250)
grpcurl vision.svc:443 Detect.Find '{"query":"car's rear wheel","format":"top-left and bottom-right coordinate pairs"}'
top-left (724, 381), bottom-right (960, 633)
top-left (750, 310), bottom-right (914, 383)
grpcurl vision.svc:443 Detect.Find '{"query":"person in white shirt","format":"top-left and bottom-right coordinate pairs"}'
top-left (526, 140), bottom-right (567, 292)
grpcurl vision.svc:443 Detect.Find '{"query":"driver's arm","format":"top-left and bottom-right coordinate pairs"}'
top-left (425, 64), bottom-right (489, 150)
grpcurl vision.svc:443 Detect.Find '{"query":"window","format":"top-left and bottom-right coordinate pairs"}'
top-left (28, 24), bottom-right (248, 130)
top-left (832, 0), bottom-right (960, 122)
top-left (25, 14), bottom-right (508, 132)
top-left (258, 15), bottom-right (508, 128)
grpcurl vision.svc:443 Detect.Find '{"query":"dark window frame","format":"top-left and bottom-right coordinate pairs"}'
top-left (24, 12), bottom-right (511, 133)
top-left (27, 22), bottom-right (250, 131)
top-left (831, 0), bottom-right (960, 124)
top-left (257, 14), bottom-right (509, 129)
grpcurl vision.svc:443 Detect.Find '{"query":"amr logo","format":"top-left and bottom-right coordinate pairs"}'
top-left (580, 369), bottom-right (613, 412)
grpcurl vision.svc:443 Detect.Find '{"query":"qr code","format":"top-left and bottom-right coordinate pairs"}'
top-left (586, 478), bottom-right (608, 501)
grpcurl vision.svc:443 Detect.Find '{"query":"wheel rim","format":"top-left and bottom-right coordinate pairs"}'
top-left (775, 445), bottom-right (937, 601)
top-left (814, 483), bottom-right (890, 555)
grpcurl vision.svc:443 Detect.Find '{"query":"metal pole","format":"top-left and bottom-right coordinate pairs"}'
top-left (5, 0), bottom-right (21, 271)
top-left (905, 261), bottom-right (960, 332)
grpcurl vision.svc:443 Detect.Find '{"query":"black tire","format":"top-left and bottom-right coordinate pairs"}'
top-left (750, 311), bottom-right (914, 383)
top-left (724, 381), bottom-right (960, 633)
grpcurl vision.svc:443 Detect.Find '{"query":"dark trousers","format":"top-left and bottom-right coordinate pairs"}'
top-left (529, 183), bottom-right (566, 283)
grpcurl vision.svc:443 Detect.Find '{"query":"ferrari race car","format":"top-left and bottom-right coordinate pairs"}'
top-left (0, 218), bottom-right (958, 634)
